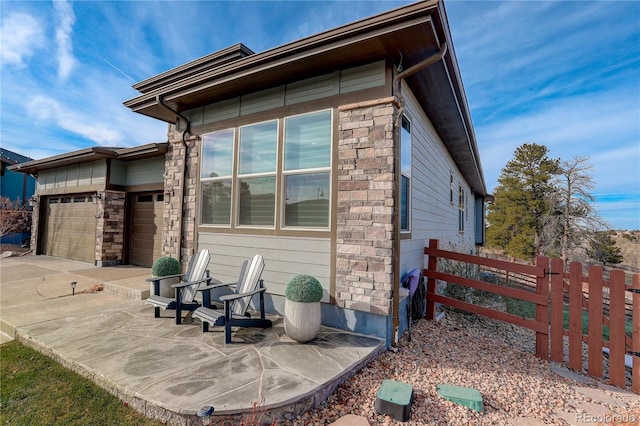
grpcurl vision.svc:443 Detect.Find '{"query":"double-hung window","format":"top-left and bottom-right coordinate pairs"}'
top-left (200, 129), bottom-right (234, 225)
top-left (238, 121), bottom-right (278, 227)
top-left (283, 110), bottom-right (331, 228)
top-left (400, 115), bottom-right (411, 232)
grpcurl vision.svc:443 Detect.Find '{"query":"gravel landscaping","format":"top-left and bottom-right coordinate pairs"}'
top-left (293, 309), bottom-right (640, 425)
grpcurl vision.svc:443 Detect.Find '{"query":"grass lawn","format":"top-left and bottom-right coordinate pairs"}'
top-left (1, 340), bottom-right (163, 426)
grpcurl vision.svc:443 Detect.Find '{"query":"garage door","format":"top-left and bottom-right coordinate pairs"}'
top-left (130, 193), bottom-right (164, 267)
top-left (43, 195), bottom-right (97, 263)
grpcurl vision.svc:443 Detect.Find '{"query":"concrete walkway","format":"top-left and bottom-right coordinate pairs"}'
top-left (0, 255), bottom-right (384, 425)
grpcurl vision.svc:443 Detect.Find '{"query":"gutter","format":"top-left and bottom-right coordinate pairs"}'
top-left (393, 42), bottom-right (447, 85)
top-left (391, 41), bottom-right (448, 347)
top-left (156, 95), bottom-right (192, 263)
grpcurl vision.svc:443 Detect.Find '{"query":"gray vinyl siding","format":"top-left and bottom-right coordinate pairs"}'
top-left (203, 98), bottom-right (240, 123)
top-left (399, 84), bottom-right (476, 277)
top-left (339, 61), bottom-right (386, 93)
top-left (123, 157), bottom-right (164, 185)
top-left (285, 72), bottom-right (340, 105)
top-left (185, 60), bottom-right (385, 127)
top-left (37, 160), bottom-right (107, 191)
top-left (198, 232), bottom-right (331, 303)
top-left (240, 86), bottom-right (285, 116)
top-left (110, 161), bottom-right (126, 185)
top-left (77, 163), bottom-right (94, 186)
top-left (36, 158), bottom-right (163, 191)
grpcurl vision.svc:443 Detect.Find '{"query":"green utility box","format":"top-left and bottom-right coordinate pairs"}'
top-left (374, 379), bottom-right (414, 421)
top-left (436, 384), bottom-right (484, 412)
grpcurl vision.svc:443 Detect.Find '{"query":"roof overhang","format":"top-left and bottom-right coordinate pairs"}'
top-left (8, 143), bottom-right (169, 175)
top-left (124, 0), bottom-right (486, 195)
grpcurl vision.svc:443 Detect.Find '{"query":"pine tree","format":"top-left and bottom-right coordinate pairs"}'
top-left (587, 231), bottom-right (624, 267)
top-left (486, 143), bottom-right (559, 260)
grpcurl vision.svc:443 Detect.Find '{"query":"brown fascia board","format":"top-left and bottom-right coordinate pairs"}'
top-left (115, 142), bottom-right (169, 159)
top-left (132, 44), bottom-right (255, 94)
top-left (124, 0), bottom-right (440, 114)
top-left (8, 147), bottom-right (118, 174)
top-left (7, 143), bottom-right (168, 174)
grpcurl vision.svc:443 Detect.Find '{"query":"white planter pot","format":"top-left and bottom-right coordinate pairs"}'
top-left (150, 276), bottom-right (179, 298)
top-left (284, 300), bottom-right (321, 343)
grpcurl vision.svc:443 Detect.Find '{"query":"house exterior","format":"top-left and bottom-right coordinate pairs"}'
top-left (124, 0), bottom-right (488, 344)
top-left (8, 144), bottom-right (168, 267)
top-left (1, 148), bottom-right (36, 245)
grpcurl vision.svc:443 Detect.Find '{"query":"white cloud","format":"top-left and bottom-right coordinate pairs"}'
top-left (0, 12), bottom-right (45, 68)
top-left (26, 95), bottom-right (123, 145)
top-left (53, 0), bottom-right (76, 80)
top-left (478, 88), bottom-right (639, 187)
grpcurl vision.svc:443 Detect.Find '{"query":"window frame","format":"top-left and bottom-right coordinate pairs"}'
top-left (450, 172), bottom-right (454, 206)
top-left (458, 184), bottom-right (465, 233)
top-left (400, 114), bottom-right (411, 234)
top-left (199, 128), bottom-right (236, 227)
top-left (281, 109), bottom-right (333, 230)
top-left (235, 119), bottom-right (279, 229)
top-left (198, 110), bottom-right (333, 233)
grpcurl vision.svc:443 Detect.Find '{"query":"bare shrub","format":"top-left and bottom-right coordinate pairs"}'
top-left (0, 197), bottom-right (31, 238)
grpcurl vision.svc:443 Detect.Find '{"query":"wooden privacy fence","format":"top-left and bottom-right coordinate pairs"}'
top-left (423, 239), bottom-right (640, 393)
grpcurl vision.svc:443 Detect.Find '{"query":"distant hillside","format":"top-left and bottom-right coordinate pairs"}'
top-left (610, 230), bottom-right (640, 273)
top-left (479, 230), bottom-right (639, 275)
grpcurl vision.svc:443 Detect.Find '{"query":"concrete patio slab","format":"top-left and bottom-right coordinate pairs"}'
top-left (1, 255), bottom-right (385, 424)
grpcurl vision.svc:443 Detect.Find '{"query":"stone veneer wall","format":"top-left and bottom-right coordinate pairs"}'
top-left (96, 190), bottom-right (126, 266)
top-left (335, 97), bottom-right (399, 316)
top-left (30, 201), bottom-right (39, 255)
top-left (163, 126), bottom-right (199, 266)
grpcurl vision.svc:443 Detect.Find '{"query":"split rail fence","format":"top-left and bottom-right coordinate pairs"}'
top-left (423, 239), bottom-right (640, 393)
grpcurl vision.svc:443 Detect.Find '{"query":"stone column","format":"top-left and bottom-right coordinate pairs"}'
top-left (335, 97), bottom-right (399, 316)
top-left (163, 125), bottom-right (200, 266)
top-left (96, 190), bottom-right (125, 266)
top-left (29, 200), bottom-right (39, 255)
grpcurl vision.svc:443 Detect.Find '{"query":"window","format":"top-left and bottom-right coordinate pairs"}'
top-left (200, 111), bottom-right (332, 230)
top-left (450, 173), bottom-right (454, 206)
top-left (400, 115), bottom-right (411, 232)
top-left (458, 185), bottom-right (465, 233)
top-left (238, 121), bottom-right (278, 226)
top-left (283, 110), bottom-right (331, 228)
top-left (466, 191), bottom-right (469, 222)
top-left (200, 129), bottom-right (234, 225)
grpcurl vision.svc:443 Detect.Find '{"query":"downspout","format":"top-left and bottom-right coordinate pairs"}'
top-left (156, 95), bottom-right (191, 263)
top-left (390, 42), bottom-right (447, 346)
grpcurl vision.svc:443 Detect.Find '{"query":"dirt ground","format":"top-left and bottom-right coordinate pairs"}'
top-left (0, 243), bottom-right (32, 256)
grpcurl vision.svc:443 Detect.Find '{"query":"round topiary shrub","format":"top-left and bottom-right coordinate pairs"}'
top-left (285, 275), bottom-right (323, 303)
top-left (151, 256), bottom-right (181, 277)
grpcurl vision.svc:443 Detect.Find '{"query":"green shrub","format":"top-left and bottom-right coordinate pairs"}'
top-left (151, 256), bottom-right (181, 277)
top-left (285, 275), bottom-right (323, 303)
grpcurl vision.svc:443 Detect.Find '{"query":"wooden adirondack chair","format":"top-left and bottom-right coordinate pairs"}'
top-left (146, 249), bottom-right (212, 324)
top-left (193, 254), bottom-right (272, 343)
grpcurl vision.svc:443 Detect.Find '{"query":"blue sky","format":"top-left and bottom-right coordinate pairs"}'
top-left (1, 0), bottom-right (639, 230)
